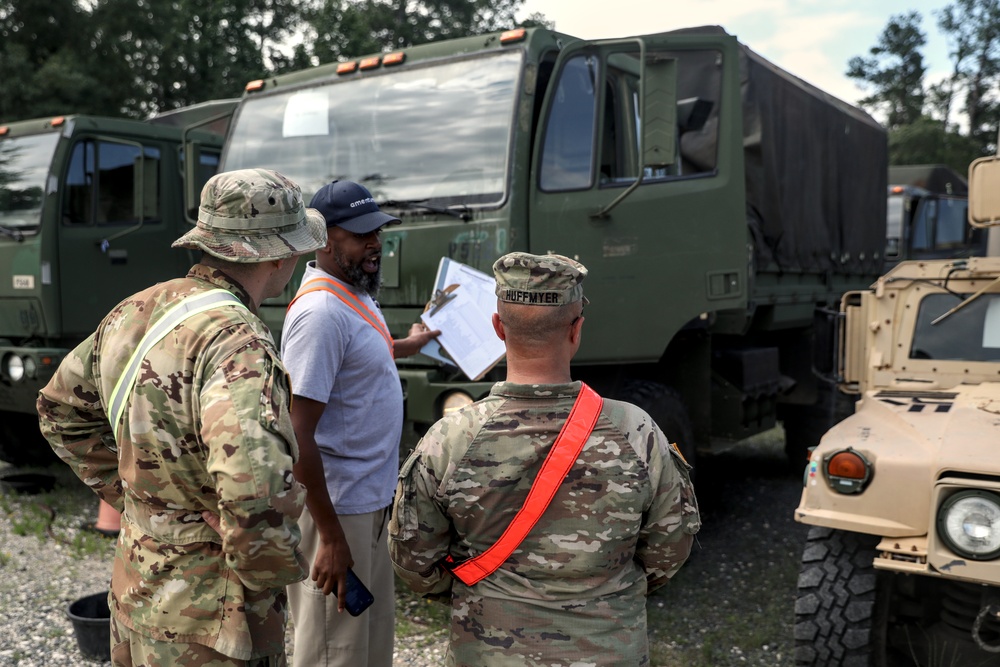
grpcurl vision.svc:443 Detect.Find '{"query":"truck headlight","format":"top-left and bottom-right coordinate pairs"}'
top-left (937, 490), bottom-right (1000, 560)
top-left (5, 353), bottom-right (24, 382)
top-left (440, 390), bottom-right (473, 417)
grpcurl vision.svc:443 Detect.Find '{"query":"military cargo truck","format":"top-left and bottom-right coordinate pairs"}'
top-left (794, 155), bottom-right (1000, 665)
top-left (220, 26), bottom-right (887, 464)
top-left (0, 101), bottom-right (234, 465)
top-left (885, 164), bottom-right (982, 268)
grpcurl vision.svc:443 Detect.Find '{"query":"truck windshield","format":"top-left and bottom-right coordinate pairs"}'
top-left (223, 50), bottom-right (522, 207)
top-left (0, 132), bottom-right (60, 235)
top-left (910, 292), bottom-right (1000, 362)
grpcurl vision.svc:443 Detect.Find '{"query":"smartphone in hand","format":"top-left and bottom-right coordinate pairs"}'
top-left (338, 567), bottom-right (374, 617)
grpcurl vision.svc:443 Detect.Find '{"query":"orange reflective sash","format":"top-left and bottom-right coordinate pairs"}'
top-left (445, 383), bottom-right (603, 586)
top-left (288, 277), bottom-right (394, 355)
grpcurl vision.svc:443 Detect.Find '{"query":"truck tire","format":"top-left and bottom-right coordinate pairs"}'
top-left (794, 526), bottom-right (890, 666)
top-left (782, 382), bottom-right (856, 468)
top-left (620, 380), bottom-right (696, 469)
top-left (0, 413), bottom-right (58, 467)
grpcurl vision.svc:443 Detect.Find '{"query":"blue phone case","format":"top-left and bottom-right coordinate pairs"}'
top-left (340, 567), bottom-right (375, 616)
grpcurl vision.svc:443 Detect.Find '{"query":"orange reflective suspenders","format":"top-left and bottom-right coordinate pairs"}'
top-left (444, 383), bottom-right (604, 586)
top-left (287, 277), bottom-right (394, 355)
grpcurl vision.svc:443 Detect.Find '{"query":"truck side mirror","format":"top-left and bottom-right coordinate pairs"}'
top-left (642, 57), bottom-right (677, 169)
top-left (184, 142), bottom-right (202, 224)
top-left (132, 155), bottom-right (158, 220)
top-left (968, 156), bottom-right (1000, 227)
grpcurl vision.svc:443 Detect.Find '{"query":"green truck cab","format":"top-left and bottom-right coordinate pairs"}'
top-left (221, 26), bottom-right (887, 463)
top-left (885, 164), bottom-right (982, 268)
top-left (0, 102), bottom-right (233, 464)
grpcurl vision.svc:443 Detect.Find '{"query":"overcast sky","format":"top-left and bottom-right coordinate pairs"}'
top-left (516, 0), bottom-right (954, 107)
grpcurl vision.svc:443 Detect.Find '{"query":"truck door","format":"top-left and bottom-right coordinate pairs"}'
top-left (57, 137), bottom-right (185, 337)
top-left (530, 33), bottom-right (747, 364)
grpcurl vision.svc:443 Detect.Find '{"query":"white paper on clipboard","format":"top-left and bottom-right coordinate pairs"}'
top-left (419, 258), bottom-right (505, 380)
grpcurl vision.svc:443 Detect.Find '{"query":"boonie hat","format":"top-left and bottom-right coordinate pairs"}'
top-left (172, 168), bottom-right (326, 263)
top-left (310, 180), bottom-right (401, 234)
top-left (493, 252), bottom-right (589, 306)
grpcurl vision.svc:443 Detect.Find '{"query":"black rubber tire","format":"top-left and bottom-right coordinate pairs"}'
top-left (0, 412), bottom-right (59, 467)
top-left (794, 526), bottom-right (888, 667)
top-left (619, 379), bottom-right (696, 469)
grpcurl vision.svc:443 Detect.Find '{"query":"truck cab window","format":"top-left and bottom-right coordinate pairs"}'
top-left (63, 140), bottom-right (161, 225)
top-left (540, 47), bottom-right (721, 193)
top-left (540, 55), bottom-right (598, 191)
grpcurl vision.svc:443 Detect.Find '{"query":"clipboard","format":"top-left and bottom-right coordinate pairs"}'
top-left (419, 258), bottom-right (505, 381)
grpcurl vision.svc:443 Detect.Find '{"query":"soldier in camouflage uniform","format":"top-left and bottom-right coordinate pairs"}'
top-left (388, 252), bottom-right (701, 667)
top-left (37, 168), bottom-right (327, 667)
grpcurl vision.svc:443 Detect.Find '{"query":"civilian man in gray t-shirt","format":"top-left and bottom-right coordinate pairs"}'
top-left (281, 180), bottom-right (439, 667)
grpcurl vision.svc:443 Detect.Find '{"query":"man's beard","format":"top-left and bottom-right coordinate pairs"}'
top-left (334, 247), bottom-right (381, 298)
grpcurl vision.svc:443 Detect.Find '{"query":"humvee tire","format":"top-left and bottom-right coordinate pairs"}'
top-left (794, 526), bottom-right (888, 666)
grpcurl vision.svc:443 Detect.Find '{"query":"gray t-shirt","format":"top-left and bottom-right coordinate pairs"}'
top-left (281, 262), bottom-right (402, 514)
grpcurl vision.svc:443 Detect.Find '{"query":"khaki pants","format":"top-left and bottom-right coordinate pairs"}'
top-left (288, 506), bottom-right (395, 667)
top-left (110, 615), bottom-right (283, 667)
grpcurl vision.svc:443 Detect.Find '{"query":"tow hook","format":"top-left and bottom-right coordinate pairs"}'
top-left (972, 602), bottom-right (1000, 652)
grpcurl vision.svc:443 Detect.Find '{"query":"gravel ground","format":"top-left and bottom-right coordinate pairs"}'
top-left (0, 428), bottom-right (805, 666)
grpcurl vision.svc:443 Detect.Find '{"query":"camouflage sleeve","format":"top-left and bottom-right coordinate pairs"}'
top-left (636, 424), bottom-right (701, 593)
top-left (202, 343), bottom-right (308, 592)
top-left (388, 442), bottom-right (453, 597)
top-left (36, 333), bottom-right (123, 509)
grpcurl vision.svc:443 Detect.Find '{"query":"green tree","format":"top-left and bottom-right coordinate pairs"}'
top-left (0, 0), bottom-right (121, 121)
top-left (936, 0), bottom-right (1000, 150)
top-left (307, 0), bottom-right (529, 65)
top-left (888, 116), bottom-right (982, 172)
top-left (89, 0), bottom-right (307, 116)
top-left (847, 11), bottom-right (927, 129)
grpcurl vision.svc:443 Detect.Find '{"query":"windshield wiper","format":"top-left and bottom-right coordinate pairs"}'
top-left (931, 275), bottom-right (1000, 325)
top-left (380, 199), bottom-right (471, 222)
top-left (0, 224), bottom-right (25, 242)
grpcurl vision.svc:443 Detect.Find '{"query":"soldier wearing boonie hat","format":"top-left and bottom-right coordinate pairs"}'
top-left (173, 167), bottom-right (327, 262)
top-left (38, 168), bottom-right (319, 664)
top-left (389, 250), bottom-right (700, 667)
top-left (493, 251), bottom-right (590, 306)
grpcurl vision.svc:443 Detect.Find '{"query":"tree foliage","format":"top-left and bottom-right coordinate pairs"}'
top-left (847, 11), bottom-right (927, 129)
top-left (848, 1), bottom-right (1000, 169)
top-left (0, 0), bottom-right (537, 122)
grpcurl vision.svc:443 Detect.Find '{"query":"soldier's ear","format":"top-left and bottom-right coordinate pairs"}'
top-left (492, 312), bottom-right (506, 341)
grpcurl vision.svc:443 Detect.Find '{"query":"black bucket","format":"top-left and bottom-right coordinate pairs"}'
top-left (67, 591), bottom-right (111, 661)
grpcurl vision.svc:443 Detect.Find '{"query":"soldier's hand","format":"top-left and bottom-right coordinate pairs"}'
top-left (201, 510), bottom-right (223, 537)
top-left (313, 538), bottom-right (354, 612)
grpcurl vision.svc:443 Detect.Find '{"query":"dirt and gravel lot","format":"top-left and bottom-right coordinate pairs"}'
top-left (0, 428), bottom-right (806, 666)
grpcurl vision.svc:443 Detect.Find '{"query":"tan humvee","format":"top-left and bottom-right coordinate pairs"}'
top-left (793, 156), bottom-right (1000, 666)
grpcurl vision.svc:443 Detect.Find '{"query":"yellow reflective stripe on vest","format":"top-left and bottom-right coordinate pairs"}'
top-left (108, 289), bottom-right (247, 440)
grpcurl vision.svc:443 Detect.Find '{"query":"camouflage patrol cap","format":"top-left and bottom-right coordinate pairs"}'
top-left (172, 168), bottom-right (327, 263)
top-left (493, 252), bottom-right (589, 306)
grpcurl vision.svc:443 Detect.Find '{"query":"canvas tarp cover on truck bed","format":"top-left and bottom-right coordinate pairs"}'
top-left (673, 26), bottom-right (888, 276)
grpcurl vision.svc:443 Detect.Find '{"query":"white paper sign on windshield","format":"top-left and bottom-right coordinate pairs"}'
top-left (282, 91), bottom-right (330, 138)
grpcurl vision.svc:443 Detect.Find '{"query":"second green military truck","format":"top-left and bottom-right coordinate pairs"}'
top-left (219, 26), bottom-right (888, 464)
top-left (0, 101), bottom-right (234, 464)
top-left (885, 163), bottom-right (982, 269)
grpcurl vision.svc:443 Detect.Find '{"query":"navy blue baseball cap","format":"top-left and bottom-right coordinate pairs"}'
top-left (309, 180), bottom-right (400, 234)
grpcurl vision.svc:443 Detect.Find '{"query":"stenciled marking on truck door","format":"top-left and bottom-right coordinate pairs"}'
top-left (449, 231), bottom-right (492, 267)
top-left (602, 237), bottom-right (638, 258)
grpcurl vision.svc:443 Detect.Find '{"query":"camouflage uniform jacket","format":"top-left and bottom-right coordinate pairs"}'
top-left (389, 381), bottom-right (701, 667)
top-left (37, 264), bottom-right (308, 660)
